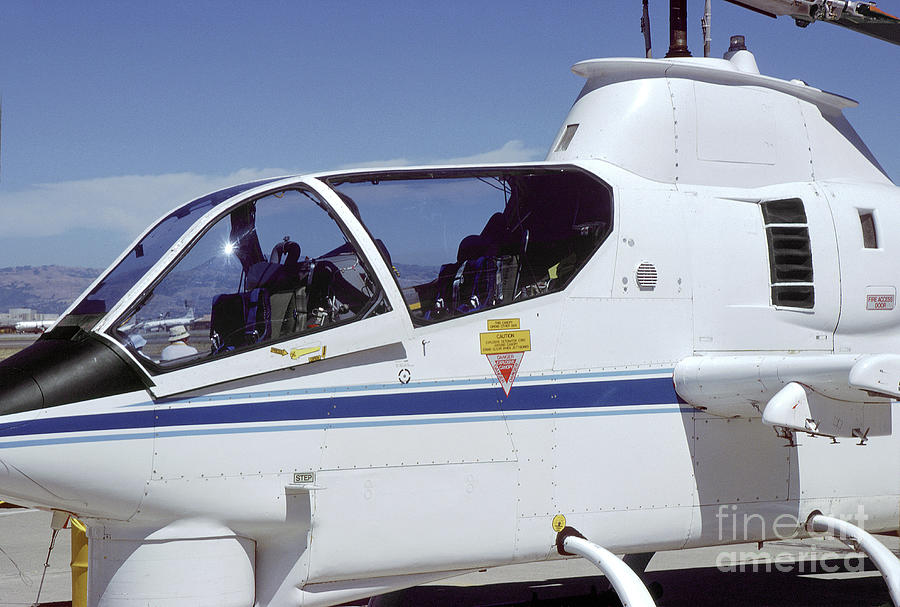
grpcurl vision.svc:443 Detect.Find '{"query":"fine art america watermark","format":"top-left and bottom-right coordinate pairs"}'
top-left (714, 505), bottom-right (870, 573)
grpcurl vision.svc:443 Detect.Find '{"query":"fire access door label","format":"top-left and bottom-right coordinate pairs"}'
top-left (866, 286), bottom-right (896, 310)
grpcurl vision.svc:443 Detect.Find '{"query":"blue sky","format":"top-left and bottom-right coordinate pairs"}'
top-left (1, 0), bottom-right (898, 268)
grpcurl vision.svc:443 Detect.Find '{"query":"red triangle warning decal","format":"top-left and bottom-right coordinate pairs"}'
top-left (486, 351), bottom-right (525, 396)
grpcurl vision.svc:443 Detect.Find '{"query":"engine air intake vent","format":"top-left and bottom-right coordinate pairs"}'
top-left (635, 262), bottom-right (658, 290)
top-left (761, 198), bottom-right (807, 224)
top-left (761, 198), bottom-right (814, 309)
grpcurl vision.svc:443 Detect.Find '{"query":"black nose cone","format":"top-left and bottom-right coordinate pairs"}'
top-left (0, 366), bottom-right (43, 415)
top-left (0, 327), bottom-right (147, 416)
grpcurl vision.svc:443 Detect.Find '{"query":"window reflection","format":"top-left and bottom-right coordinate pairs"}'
top-left (113, 187), bottom-right (386, 369)
top-left (328, 168), bottom-right (613, 325)
top-left (59, 178), bottom-right (280, 332)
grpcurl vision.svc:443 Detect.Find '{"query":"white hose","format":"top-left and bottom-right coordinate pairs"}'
top-left (807, 513), bottom-right (900, 607)
top-left (562, 535), bottom-right (657, 607)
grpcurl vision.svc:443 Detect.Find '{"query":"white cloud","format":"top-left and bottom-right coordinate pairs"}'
top-left (0, 168), bottom-right (293, 239)
top-left (0, 140), bottom-right (543, 242)
top-left (338, 157), bottom-right (413, 170)
top-left (439, 140), bottom-right (544, 164)
top-left (339, 140), bottom-right (544, 170)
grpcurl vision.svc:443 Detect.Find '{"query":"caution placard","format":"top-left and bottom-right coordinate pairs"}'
top-left (480, 330), bottom-right (531, 355)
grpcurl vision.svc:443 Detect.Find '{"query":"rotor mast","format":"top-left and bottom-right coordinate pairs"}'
top-left (665, 0), bottom-right (692, 57)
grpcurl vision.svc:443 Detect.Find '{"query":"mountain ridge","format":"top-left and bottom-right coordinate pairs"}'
top-left (0, 265), bottom-right (102, 315)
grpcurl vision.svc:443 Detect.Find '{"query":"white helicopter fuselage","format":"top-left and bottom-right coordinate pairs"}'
top-left (0, 51), bottom-right (897, 607)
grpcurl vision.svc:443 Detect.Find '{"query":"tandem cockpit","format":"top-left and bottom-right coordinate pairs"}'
top-left (53, 165), bottom-right (613, 376)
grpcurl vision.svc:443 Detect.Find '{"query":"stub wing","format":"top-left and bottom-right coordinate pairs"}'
top-left (726, 0), bottom-right (900, 45)
top-left (674, 353), bottom-right (900, 440)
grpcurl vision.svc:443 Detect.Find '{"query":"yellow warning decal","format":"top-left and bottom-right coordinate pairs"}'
top-left (308, 345), bottom-right (327, 363)
top-left (291, 346), bottom-right (320, 360)
top-left (271, 347), bottom-right (288, 356)
top-left (548, 263), bottom-right (559, 280)
top-left (480, 330), bottom-right (531, 355)
top-left (552, 514), bottom-right (567, 532)
top-left (487, 318), bottom-right (520, 331)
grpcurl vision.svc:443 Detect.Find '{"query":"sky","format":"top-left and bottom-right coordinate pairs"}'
top-left (0, 0), bottom-right (898, 269)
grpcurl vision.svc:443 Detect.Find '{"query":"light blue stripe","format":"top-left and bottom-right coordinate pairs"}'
top-left (0, 432), bottom-right (157, 449)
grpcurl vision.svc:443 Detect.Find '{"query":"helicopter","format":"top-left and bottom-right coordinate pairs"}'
top-left (0, 1), bottom-right (898, 606)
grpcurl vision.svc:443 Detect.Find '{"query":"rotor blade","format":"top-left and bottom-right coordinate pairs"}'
top-left (834, 20), bottom-right (900, 44)
top-left (724, 0), bottom-right (900, 46)
top-left (724, 0), bottom-right (778, 19)
top-left (835, 6), bottom-right (900, 45)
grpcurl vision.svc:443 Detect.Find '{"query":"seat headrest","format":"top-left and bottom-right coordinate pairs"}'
top-left (457, 234), bottom-right (487, 262)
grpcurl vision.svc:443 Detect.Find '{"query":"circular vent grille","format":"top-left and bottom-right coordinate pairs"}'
top-left (636, 262), bottom-right (658, 290)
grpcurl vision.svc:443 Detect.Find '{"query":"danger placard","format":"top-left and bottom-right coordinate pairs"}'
top-left (487, 351), bottom-right (525, 396)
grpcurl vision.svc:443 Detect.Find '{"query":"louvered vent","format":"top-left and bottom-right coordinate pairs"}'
top-left (761, 198), bottom-right (814, 309)
top-left (636, 262), bottom-right (658, 291)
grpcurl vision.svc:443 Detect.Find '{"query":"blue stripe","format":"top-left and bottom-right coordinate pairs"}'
top-left (0, 376), bottom-right (677, 439)
top-left (0, 406), bottom-right (693, 448)
top-left (127, 367), bottom-right (674, 409)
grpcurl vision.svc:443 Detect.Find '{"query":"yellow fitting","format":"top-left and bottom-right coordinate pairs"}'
top-left (70, 518), bottom-right (88, 607)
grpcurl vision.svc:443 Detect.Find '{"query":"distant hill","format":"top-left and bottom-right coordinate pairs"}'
top-left (394, 263), bottom-right (439, 288)
top-left (0, 266), bottom-right (102, 315)
top-left (0, 262), bottom-right (441, 318)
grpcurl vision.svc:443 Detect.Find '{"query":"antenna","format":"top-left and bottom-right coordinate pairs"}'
top-left (641, 0), bottom-right (653, 58)
top-left (702, 0), bottom-right (712, 57)
top-left (666, 0), bottom-right (692, 57)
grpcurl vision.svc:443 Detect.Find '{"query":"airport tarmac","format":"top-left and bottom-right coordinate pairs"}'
top-left (0, 506), bottom-right (896, 606)
top-left (0, 508), bottom-right (71, 607)
top-left (0, 334), bottom-right (39, 361)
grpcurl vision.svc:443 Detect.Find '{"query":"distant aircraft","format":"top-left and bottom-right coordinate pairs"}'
top-left (0, 2), bottom-right (898, 607)
top-left (129, 308), bottom-right (196, 333)
top-left (13, 319), bottom-right (54, 333)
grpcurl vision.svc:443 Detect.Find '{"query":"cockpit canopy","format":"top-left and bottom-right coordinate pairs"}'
top-left (109, 185), bottom-right (387, 369)
top-left (54, 165), bottom-right (613, 374)
top-left (61, 178), bottom-right (282, 331)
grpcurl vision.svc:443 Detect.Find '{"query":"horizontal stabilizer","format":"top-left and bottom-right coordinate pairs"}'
top-left (762, 381), bottom-right (891, 440)
top-left (848, 353), bottom-right (900, 398)
top-left (674, 353), bottom-right (900, 418)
